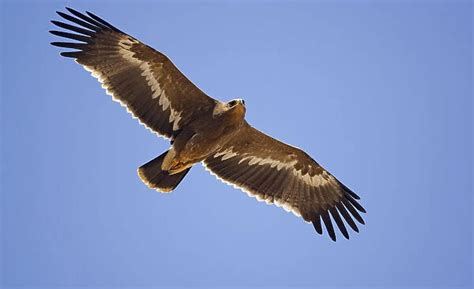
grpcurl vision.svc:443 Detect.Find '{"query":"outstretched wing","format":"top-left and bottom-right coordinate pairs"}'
top-left (203, 123), bottom-right (366, 241)
top-left (50, 8), bottom-right (217, 139)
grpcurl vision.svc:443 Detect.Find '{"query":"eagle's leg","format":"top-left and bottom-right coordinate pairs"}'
top-left (168, 162), bottom-right (193, 175)
top-left (161, 147), bottom-right (194, 175)
top-left (161, 128), bottom-right (204, 175)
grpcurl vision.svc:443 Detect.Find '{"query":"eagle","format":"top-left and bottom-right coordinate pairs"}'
top-left (50, 8), bottom-right (366, 241)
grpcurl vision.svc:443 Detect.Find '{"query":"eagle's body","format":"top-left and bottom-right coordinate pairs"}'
top-left (51, 8), bottom-right (366, 241)
top-left (163, 100), bottom-right (246, 175)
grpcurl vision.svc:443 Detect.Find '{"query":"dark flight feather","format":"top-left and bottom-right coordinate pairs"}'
top-left (49, 30), bottom-right (91, 43)
top-left (50, 42), bottom-right (87, 49)
top-left (312, 214), bottom-right (323, 235)
top-left (321, 211), bottom-right (336, 241)
top-left (56, 11), bottom-right (101, 32)
top-left (66, 8), bottom-right (109, 30)
top-left (85, 10), bottom-right (122, 32)
top-left (329, 207), bottom-right (349, 239)
top-left (51, 20), bottom-right (95, 36)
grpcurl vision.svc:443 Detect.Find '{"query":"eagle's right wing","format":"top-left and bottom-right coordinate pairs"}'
top-left (51, 8), bottom-right (217, 139)
top-left (203, 123), bottom-right (366, 241)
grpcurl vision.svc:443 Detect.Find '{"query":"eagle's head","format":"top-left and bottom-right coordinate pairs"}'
top-left (213, 99), bottom-right (246, 118)
top-left (227, 98), bottom-right (245, 108)
top-left (227, 98), bottom-right (246, 117)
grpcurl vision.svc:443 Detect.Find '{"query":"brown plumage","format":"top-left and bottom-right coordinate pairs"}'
top-left (50, 8), bottom-right (366, 241)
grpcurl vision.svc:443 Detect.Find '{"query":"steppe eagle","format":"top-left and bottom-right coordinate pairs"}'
top-left (50, 8), bottom-right (366, 241)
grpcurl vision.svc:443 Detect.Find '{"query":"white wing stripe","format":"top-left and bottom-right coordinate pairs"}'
top-left (118, 37), bottom-right (182, 131)
top-left (212, 149), bottom-right (332, 188)
top-left (214, 147), bottom-right (238, 160)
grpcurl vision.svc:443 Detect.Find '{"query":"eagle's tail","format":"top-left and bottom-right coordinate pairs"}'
top-left (138, 151), bottom-right (191, 192)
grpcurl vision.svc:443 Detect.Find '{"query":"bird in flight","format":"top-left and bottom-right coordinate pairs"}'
top-left (50, 8), bottom-right (366, 241)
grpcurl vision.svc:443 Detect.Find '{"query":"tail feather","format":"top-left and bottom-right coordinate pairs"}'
top-left (138, 151), bottom-right (191, 192)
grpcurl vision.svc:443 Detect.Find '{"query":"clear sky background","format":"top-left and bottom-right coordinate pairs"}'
top-left (1, 0), bottom-right (472, 288)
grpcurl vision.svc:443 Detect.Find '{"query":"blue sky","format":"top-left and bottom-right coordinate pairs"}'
top-left (1, 0), bottom-right (472, 288)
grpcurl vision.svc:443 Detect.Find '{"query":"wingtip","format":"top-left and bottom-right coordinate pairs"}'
top-left (85, 11), bottom-right (99, 20)
top-left (342, 183), bottom-right (361, 200)
top-left (56, 11), bottom-right (68, 18)
top-left (65, 7), bottom-right (76, 13)
top-left (312, 216), bottom-right (323, 235)
top-left (341, 231), bottom-right (350, 240)
top-left (352, 225), bottom-right (360, 233)
top-left (59, 51), bottom-right (81, 58)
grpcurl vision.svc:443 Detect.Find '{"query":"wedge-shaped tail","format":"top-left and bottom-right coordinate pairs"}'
top-left (138, 151), bottom-right (191, 192)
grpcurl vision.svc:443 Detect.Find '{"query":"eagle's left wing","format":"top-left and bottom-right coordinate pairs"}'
top-left (50, 8), bottom-right (217, 140)
top-left (203, 123), bottom-right (366, 241)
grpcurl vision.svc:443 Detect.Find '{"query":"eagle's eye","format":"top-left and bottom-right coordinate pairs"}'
top-left (228, 100), bottom-right (238, 107)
